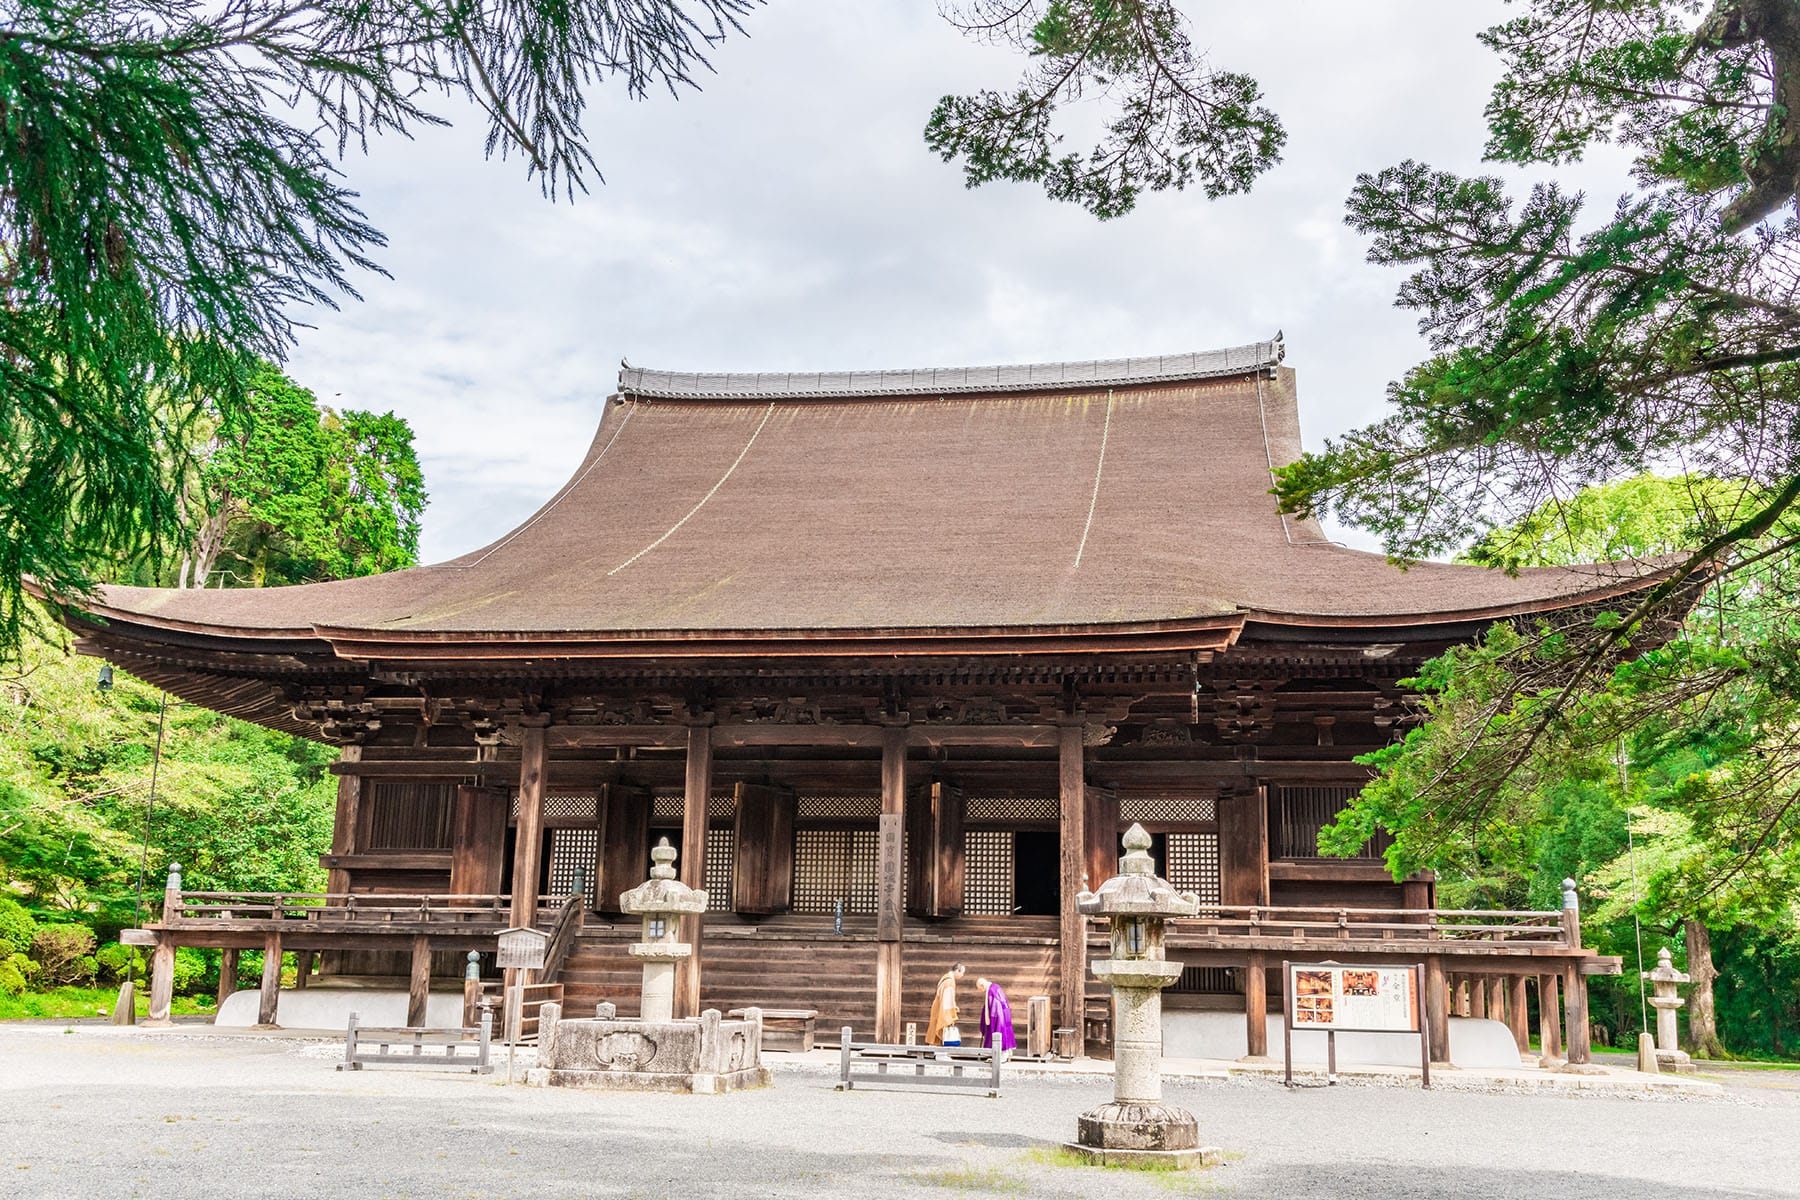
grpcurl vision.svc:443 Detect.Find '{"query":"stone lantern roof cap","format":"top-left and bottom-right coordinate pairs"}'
top-left (1077, 824), bottom-right (1202, 918)
top-left (1643, 945), bottom-right (1690, 984)
top-left (619, 837), bottom-right (709, 915)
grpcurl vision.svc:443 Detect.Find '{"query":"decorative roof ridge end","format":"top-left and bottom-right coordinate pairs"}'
top-left (617, 339), bottom-right (1285, 401)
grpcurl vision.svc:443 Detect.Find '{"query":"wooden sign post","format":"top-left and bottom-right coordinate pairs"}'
top-left (496, 927), bottom-right (548, 1085)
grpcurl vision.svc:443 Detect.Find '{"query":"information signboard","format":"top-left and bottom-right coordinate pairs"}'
top-left (1283, 960), bottom-right (1430, 1089)
top-left (1288, 964), bottom-right (1419, 1032)
top-left (496, 926), bottom-right (549, 971)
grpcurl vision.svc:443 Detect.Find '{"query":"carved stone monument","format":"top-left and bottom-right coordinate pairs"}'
top-left (1067, 824), bottom-right (1221, 1169)
top-left (528, 839), bottom-right (770, 1093)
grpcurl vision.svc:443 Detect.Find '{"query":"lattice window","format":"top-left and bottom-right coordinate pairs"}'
top-left (650, 790), bottom-right (736, 821)
top-left (796, 794), bottom-right (880, 820)
top-left (1120, 795), bottom-right (1216, 824)
top-left (963, 831), bottom-right (1015, 916)
top-left (548, 829), bottom-right (597, 902)
top-left (1166, 831), bottom-right (1221, 905)
top-left (964, 796), bottom-right (1058, 822)
top-left (705, 837), bottom-right (733, 912)
top-left (544, 793), bottom-right (597, 821)
top-left (791, 828), bottom-right (880, 914)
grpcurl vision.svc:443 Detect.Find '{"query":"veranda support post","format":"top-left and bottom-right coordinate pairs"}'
top-left (1243, 951), bottom-right (1269, 1059)
top-left (1423, 956), bottom-right (1449, 1065)
top-left (145, 936), bottom-right (175, 1028)
top-left (1538, 972), bottom-right (1563, 1062)
top-left (257, 932), bottom-right (282, 1027)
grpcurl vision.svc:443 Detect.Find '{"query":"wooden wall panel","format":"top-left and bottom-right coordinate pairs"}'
top-left (906, 782), bottom-right (965, 919)
top-left (363, 782), bottom-right (457, 851)
top-left (1083, 785), bottom-right (1119, 889)
top-left (596, 784), bottom-right (652, 914)
top-left (732, 783), bottom-right (796, 915)
top-left (449, 787), bottom-right (506, 898)
top-left (1218, 786), bottom-right (1269, 906)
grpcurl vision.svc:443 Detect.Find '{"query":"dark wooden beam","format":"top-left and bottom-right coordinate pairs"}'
top-left (509, 727), bottom-right (547, 927)
top-left (875, 726), bottom-right (907, 1043)
top-left (676, 721), bottom-right (712, 1018)
top-left (1057, 722), bottom-right (1087, 1040)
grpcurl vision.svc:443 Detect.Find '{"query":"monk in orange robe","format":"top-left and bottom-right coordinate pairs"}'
top-left (927, 962), bottom-right (966, 1045)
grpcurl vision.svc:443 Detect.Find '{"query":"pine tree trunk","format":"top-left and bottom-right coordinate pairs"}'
top-left (1684, 917), bottom-right (1726, 1059)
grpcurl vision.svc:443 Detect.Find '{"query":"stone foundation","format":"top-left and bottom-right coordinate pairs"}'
top-left (530, 1005), bottom-right (771, 1094)
top-left (1076, 1101), bottom-right (1200, 1152)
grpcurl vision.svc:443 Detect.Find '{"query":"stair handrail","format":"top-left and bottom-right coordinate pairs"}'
top-left (538, 893), bottom-right (586, 984)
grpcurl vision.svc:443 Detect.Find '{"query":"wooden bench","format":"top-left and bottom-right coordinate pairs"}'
top-left (835, 1026), bottom-right (1001, 1097)
top-left (338, 1011), bottom-right (493, 1074)
top-left (727, 1007), bottom-right (818, 1052)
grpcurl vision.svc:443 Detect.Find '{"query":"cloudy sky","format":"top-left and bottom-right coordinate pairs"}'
top-left (283, 1), bottom-right (1634, 565)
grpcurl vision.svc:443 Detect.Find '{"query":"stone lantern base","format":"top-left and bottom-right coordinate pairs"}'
top-left (1065, 1101), bottom-right (1221, 1169)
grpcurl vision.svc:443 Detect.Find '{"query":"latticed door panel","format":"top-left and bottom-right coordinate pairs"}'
top-left (792, 828), bottom-right (882, 914)
top-left (548, 829), bottom-right (598, 903)
top-left (963, 830), bottom-right (1015, 916)
top-left (705, 837), bottom-right (734, 912)
top-left (1165, 831), bottom-right (1221, 906)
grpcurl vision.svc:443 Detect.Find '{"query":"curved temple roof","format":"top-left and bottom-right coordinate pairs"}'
top-left (76, 341), bottom-right (1672, 662)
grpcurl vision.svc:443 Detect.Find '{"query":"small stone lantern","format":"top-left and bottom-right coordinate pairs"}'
top-left (1644, 947), bottom-right (1694, 1073)
top-left (618, 838), bottom-right (708, 1023)
top-left (1068, 824), bottom-right (1218, 1168)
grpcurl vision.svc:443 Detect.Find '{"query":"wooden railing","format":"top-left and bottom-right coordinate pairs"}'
top-left (1166, 905), bottom-right (1571, 946)
top-left (465, 981), bottom-right (564, 1042)
top-left (539, 895), bottom-right (586, 984)
top-left (161, 891), bottom-right (511, 927)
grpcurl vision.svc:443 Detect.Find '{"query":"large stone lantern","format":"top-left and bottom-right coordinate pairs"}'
top-left (1068, 824), bottom-right (1218, 1168)
top-left (618, 838), bottom-right (708, 1022)
top-left (1644, 946), bottom-right (1695, 1073)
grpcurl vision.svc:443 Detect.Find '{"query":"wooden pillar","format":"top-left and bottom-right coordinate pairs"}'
top-left (1424, 956), bottom-right (1449, 1065)
top-left (407, 934), bottom-right (431, 1028)
top-left (1487, 976), bottom-right (1506, 1023)
top-left (145, 937), bottom-right (175, 1027)
top-left (1244, 951), bottom-right (1268, 1058)
top-left (293, 950), bottom-right (313, 990)
top-left (1057, 722), bottom-right (1087, 1041)
top-left (1469, 974), bottom-right (1487, 1020)
top-left (510, 726), bottom-right (548, 928)
top-left (1538, 972), bottom-right (1563, 1060)
top-left (257, 933), bottom-right (281, 1027)
top-left (874, 726), bottom-right (907, 1043)
top-left (675, 721), bottom-right (712, 1018)
top-left (1562, 963), bottom-right (1592, 1064)
top-left (216, 948), bottom-right (239, 1007)
top-left (326, 745), bottom-right (363, 896)
top-left (1507, 974), bottom-right (1530, 1055)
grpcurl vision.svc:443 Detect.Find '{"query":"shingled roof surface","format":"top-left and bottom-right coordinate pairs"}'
top-left (84, 343), bottom-right (1665, 646)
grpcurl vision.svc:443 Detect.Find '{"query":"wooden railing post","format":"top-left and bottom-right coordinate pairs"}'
top-left (1559, 878), bottom-right (1593, 1065)
top-left (463, 952), bottom-right (483, 1027)
top-left (1423, 955), bottom-right (1449, 1065)
top-left (162, 861), bottom-right (181, 922)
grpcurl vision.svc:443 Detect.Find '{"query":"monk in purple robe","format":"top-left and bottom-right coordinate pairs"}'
top-left (977, 977), bottom-right (1016, 1052)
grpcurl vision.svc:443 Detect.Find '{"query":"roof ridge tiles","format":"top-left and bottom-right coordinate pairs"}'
top-left (617, 339), bottom-right (1285, 401)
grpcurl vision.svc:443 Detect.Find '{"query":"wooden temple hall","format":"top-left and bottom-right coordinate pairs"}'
top-left (75, 340), bottom-right (1666, 1063)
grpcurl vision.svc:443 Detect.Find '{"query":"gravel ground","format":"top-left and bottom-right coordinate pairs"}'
top-left (2, 1025), bottom-right (1796, 1200)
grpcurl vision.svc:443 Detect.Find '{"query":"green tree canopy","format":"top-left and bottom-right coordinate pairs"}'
top-left (1, 0), bottom-right (755, 656)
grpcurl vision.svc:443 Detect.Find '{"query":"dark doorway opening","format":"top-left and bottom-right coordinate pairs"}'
top-left (1013, 831), bottom-right (1061, 915)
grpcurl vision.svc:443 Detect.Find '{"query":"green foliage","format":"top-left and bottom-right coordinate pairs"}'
top-left (1, 630), bottom-right (341, 927)
top-left (29, 924), bottom-right (96, 986)
top-left (0, 0), bottom-right (757, 658)
top-left (926, 1), bottom-right (1284, 218)
top-left (93, 942), bottom-right (140, 985)
top-left (0, 895), bottom-right (37, 952)
top-left (186, 362), bottom-right (426, 588)
top-left (0, 953), bottom-right (29, 997)
top-left (0, 983), bottom-right (213, 1021)
top-left (172, 946), bottom-right (209, 995)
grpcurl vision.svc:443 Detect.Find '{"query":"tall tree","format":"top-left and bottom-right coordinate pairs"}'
top-left (183, 364), bottom-right (426, 589)
top-left (0, 0), bottom-right (755, 654)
